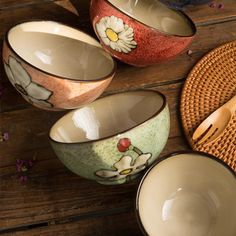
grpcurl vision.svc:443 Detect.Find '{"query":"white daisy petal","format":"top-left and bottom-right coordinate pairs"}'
top-left (9, 57), bottom-right (31, 88)
top-left (130, 40), bottom-right (138, 46)
top-left (96, 16), bottom-right (137, 54)
top-left (104, 16), bottom-right (111, 29)
top-left (115, 18), bottom-right (125, 32)
top-left (110, 41), bottom-right (117, 50)
top-left (96, 170), bottom-right (119, 178)
top-left (102, 37), bottom-right (110, 46)
top-left (96, 22), bottom-right (107, 38)
top-left (26, 82), bottom-right (52, 100)
top-left (117, 41), bottom-right (131, 53)
top-left (29, 97), bottom-right (53, 108)
top-left (131, 166), bottom-right (146, 175)
top-left (110, 16), bottom-right (124, 33)
top-left (119, 29), bottom-right (134, 41)
top-left (114, 156), bottom-right (133, 170)
top-left (134, 153), bottom-right (152, 168)
top-left (109, 16), bottom-right (118, 30)
top-left (4, 62), bottom-right (16, 85)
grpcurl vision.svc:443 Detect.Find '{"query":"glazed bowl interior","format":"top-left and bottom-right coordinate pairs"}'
top-left (7, 21), bottom-right (115, 81)
top-left (107, 0), bottom-right (195, 36)
top-left (50, 90), bottom-right (165, 143)
top-left (137, 152), bottom-right (236, 236)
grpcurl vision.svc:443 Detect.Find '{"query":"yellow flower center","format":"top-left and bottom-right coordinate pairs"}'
top-left (120, 168), bottom-right (133, 175)
top-left (106, 28), bottom-right (118, 42)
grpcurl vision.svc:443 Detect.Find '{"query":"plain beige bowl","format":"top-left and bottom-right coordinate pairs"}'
top-left (136, 151), bottom-right (236, 236)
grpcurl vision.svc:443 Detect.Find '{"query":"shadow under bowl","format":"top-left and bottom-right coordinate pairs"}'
top-left (90, 0), bottom-right (196, 67)
top-left (136, 151), bottom-right (236, 236)
top-left (49, 90), bottom-right (170, 185)
top-left (3, 20), bottom-right (116, 111)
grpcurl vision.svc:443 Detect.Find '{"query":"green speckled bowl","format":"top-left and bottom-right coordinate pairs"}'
top-left (49, 90), bottom-right (170, 185)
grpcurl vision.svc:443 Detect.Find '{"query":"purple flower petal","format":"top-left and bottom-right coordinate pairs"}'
top-left (19, 175), bottom-right (28, 182)
top-left (3, 132), bottom-right (9, 141)
top-left (218, 3), bottom-right (224, 9)
top-left (28, 160), bottom-right (34, 167)
top-left (209, 2), bottom-right (216, 8)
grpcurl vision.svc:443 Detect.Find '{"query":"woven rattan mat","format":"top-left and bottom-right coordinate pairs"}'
top-left (181, 41), bottom-right (236, 172)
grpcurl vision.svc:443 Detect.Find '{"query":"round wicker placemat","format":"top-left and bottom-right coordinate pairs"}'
top-left (181, 41), bottom-right (236, 172)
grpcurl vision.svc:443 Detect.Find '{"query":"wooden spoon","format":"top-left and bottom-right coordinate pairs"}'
top-left (192, 95), bottom-right (236, 145)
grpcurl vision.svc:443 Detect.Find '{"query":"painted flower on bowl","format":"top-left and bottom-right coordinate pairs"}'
top-left (96, 15), bottom-right (137, 53)
top-left (96, 138), bottom-right (152, 183)
top-left (4, 56), bottom-right (53, 108)
top-left (95, 153), bottom-right (151, 181)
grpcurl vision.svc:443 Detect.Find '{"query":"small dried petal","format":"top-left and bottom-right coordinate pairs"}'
top-left (28, 160), bottom-right (34, 167)
top-left (187, 50), bottom-right (193, 55)
top-left (209, 2), bottom-right (216, 8)
top-left (3, 132), bottom-right (9, 141)
top-left (19, 175), bottom-right (28, 182)
top-left (16, 164), bottom-right (22, 172)
top-left (16, 159), bottom-right (33, 173)
top-left (218, 3), bottom-right (224, 9)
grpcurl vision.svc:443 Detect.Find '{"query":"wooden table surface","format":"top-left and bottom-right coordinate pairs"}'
top-left (0, 1), bottom-right (235, 235)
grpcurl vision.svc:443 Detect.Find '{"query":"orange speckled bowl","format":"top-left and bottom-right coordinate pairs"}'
top-left (3, 21), bottom-right (116, 111)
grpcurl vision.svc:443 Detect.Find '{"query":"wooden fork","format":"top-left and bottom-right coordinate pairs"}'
top-left (192, 95), bottom-right (236, 145)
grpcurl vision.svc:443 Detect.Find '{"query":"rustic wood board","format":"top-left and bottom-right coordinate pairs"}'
top-left (0, 0), bottom-right (235, 235)
top-left (2, 19), bottom-right (236, 113)
top-left (0, 83), bottom-right (186, 230)
top-left (2, 211), bottom-right (143, 236)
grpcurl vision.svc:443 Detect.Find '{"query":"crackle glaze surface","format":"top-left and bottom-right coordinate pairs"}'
top-left (90, 0), bottom-right (196, 67)
top-left (50, 102), bottom-right (170, 185)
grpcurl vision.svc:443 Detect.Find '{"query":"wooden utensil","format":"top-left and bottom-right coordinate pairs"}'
top-left (192, 95), bottom-right (236, 145)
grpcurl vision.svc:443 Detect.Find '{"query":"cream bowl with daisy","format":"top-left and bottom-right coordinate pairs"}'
top-left (49, 90), bottom-right (170, 185)
top-left (3, 21), bottom-right (116, 111)
top-left (90, 0), bottom-right (196, 67)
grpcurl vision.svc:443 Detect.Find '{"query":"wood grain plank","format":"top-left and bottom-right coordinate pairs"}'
top-left (0, 136), bottom-right (188, 231)
top-left (0, 0), bottom-right (55, 10)
top-left (0, 81), bottom-right (189, 229)
top-left (1, 0), bottom-right (236, 24)
top-left (0, 0), bottom-right (92, 39)
top-left (2, 211), bottom-right (142, 236)
top-left (0, 82), bottom-right (182, 168)
top-left (0, 0), bottom-right (234, 233)
top-left (0, 0), bottom-right (235, 45)
top-left (187, 0), bottom-right (236, 25)
top-left (2, 18), bottom-right (236, 113)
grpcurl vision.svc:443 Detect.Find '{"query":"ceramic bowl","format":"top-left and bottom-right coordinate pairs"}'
top-left (2, 21), bottom-right (116, 111)
top-left (49, 90), bottom-right (170, 185)
top-left (90, 0), bottom-right (196, 67)
top-left (136, 151), bottom-right (236, 236)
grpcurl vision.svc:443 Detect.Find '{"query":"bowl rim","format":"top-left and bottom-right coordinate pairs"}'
top-left (135, 150), bottom-right (236, 236)
top-left (102, 0), bottom-right (197, 37)
top-left (4, 20), bottom-right (117, 82)
top-left (49, 89), bottom-right (167, 144)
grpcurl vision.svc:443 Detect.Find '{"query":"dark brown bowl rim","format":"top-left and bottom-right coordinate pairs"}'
top-left (49, 89), bottom-right (167, 145)
top-left (4, 20), bottom-right (117, 82)
top-left (135, 150), bottom-right (236, 236)
top-left (102, 0), bottom-right (197, 37)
